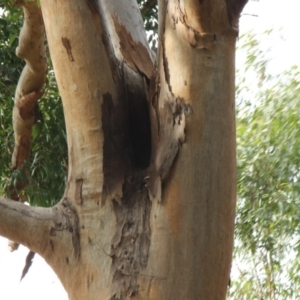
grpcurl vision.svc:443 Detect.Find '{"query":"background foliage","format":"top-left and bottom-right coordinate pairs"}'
top-left (228, 32), bottom-right (300, 299)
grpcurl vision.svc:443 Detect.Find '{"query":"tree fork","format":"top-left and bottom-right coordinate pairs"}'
top-left (0, 0), bottom-right (249, 299)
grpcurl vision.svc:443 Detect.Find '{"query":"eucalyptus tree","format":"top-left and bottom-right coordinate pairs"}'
top-left (0, 0), bottom-right (247, 299)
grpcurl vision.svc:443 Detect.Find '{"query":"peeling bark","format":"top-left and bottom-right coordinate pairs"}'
top-left (112, 15), bottom-right (155, 79)
top-left (1, 0), bottom-right (249, 299)
top-left (110, 171), bottom-right (151, 299)
top-left (98, 0), bottom-right (155, 203)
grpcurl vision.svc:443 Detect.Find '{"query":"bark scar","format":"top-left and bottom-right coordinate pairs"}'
top-left (110, 171), bottom-right (151, 299)
top-left (60, 198), bottom-right (81, 260)
top-left (170, 0), bottom-right (217, 50)
top-left (61, 37), bottom-right (74, 62)
top-left (112, 15), bottom-right (155, 79)
top-left (75, 178), bottom-right (83, 205)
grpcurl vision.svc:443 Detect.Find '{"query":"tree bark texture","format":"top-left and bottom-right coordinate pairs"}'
top-left (0, 0), bottom-right (248, 299)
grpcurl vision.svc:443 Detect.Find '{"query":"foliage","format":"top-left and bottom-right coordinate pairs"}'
top-left (138, 0), bottom-right (158, 47)
top-left (228, 32), bottom-right (300, 299)
top-left (0, 6), bottom-right (22, 194)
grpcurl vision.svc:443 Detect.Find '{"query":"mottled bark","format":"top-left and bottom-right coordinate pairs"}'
top-left (137, 0), bottom-right (238, 298)
top-left (0, 0), bottom-right (248, 299)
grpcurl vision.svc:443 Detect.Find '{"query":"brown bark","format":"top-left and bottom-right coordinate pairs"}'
top-left (0, 0), bottom-right (248, 299)
top-left (136, 0), bottom-right (238, 298)
top-left (0, 198), bottom-right (70, 254)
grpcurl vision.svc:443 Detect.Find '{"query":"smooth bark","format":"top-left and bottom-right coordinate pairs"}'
top-left (0, 0), bottom-right (248, 299)
top-left (136, 0), bottom-right (237, 298)
top-left (0, 197), bottom-right (76, 259)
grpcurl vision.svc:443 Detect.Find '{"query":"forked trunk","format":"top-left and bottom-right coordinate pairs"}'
top-left (0, 0), bottom-right (248, 299)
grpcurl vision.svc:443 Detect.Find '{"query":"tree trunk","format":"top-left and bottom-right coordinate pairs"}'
top-left (0, 0), bottom-right (247, 299)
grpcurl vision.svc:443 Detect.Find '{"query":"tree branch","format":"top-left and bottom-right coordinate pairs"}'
top-left (0, 198), bottom-right (63, 255)
top-left (12, 1), bottom-right (47, 169)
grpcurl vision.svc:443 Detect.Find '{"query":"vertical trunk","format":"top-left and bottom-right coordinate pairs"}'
top-left (40, 1), bottom-right (115, 298)
top-left (137, 1), bottom-right (237, 299)
top-left (39, 0), bottom-right (154, 299)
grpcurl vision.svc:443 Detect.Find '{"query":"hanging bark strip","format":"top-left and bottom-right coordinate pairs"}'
top-left (12, 1), bottom-right (47, 170)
